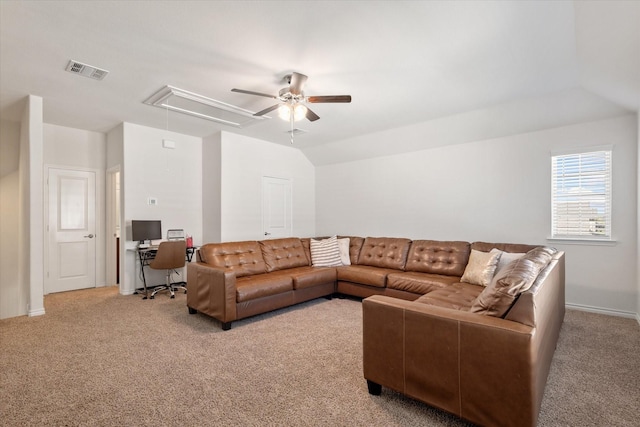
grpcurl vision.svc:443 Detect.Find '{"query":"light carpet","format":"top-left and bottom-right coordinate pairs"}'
top-left (0, 287), bottom-right (638, 426)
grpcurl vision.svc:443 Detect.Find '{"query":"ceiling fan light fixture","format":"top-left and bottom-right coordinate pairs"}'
top-left (293, 104), bottom-right (307, 121)
top-left (277, 103), bottom-right (308, 122)
top-left (277, 104), bottom-right (291, 121)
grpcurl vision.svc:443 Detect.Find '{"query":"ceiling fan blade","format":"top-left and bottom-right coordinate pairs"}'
top-left (289, 72), bottom-right (308, 95)
top-left (307, 95), bottom-right (352, 103)
top-left (253, 104), bottom-right (280, 117)
top-left (305, 107), bottom-right (320, 122)
top-left (231, 88), bottom-right (277, 99)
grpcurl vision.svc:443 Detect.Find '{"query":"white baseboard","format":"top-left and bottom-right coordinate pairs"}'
top-left (566, 303), bottom-right (638, 323)
top-left (28, 307), bottom-right (46, 317)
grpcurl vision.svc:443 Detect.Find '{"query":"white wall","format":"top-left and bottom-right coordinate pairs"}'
top-left (219, 131), bottom-right (315, 241)
top-left (43, 124), bottom-right (107, 288)
top-left (316, 114), bottom-right (638, 316)
top-left (21, 95), bottom-right (45, 317)
top-left (202, 132), bottom-right (222, 243)
top-left (106, 124), bottom-right (124, 290)
top-left (0, 120), bottom-right (24, 319)
top-left (106, 123), bottom-right (124, 171)
top-left (121, 122), bottom-right (203, 294)
top-left (44, 124), bottom-right (106, 169)
top-left (1, 103), bottom-right (104, 318)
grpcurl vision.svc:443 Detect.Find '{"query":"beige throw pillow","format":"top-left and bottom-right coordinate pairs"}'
top-left (460, 249), bottom-right (502, 287)
top-left (310, 236), bottom-right (342, 267)
top-left (337, 238), bottom-right (351, 266)
top-left (495, 251), bottom-right (525, 274)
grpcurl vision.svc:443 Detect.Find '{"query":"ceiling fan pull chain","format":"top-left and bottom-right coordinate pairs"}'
top-left (290, 112), bottom-right (294, 144)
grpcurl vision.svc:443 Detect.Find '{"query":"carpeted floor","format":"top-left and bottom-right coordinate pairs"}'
top-left (0, 287), bottom-right (638, 426)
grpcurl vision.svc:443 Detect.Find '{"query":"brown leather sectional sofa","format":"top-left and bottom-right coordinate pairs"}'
top-left (186, 236), bottom-right (565, 427)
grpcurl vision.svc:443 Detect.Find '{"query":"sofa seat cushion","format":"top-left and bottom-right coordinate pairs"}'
top-left (286, 266), bottom-right (337, 290)
top-left (415, 282), bottom-right (483, 310)
top-left (235, 273), bottom-right (293, 302)
top-left (199, 241), bottom-right (267, 278)
top-left (357, 237), bottom-right (411, 270)
top-left (337, 265), bottom-right (398, 288)
top-left (387, 272), bottom-right (460, 295)
top-left (405, 240), bottom-right (470, 277)
top-left (259, 238), bottom-right (309, 272)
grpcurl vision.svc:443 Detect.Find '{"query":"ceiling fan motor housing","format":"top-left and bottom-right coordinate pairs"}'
top-left (278, 87), bottom-right (305, 103)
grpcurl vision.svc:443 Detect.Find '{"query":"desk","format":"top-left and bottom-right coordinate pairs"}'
top-left (133, 246), bottom-right (198, 299)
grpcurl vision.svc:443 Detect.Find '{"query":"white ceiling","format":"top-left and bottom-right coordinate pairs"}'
top-left (1, 1), bottom-right (638, 155)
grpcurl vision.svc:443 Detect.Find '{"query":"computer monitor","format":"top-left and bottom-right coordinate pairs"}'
top-left (131, 220), bottom-right (162, 244)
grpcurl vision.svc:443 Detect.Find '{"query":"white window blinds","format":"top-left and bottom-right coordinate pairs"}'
top-left (551, 149), bottom-right (612, 239)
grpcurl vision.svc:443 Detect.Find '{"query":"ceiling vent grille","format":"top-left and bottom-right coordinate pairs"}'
top-left (143, 85), bottom-right (269, 128)
top-left (287, 128), bottom-right (308, 136)
top-left (65, 60), bottom-right (109, 80)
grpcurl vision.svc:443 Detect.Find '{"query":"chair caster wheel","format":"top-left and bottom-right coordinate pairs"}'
top-left (170, 295), bottom-right (175, 299)
top-left (150, 296), bottom-right (155, 299)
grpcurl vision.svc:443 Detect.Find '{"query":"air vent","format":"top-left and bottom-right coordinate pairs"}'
top-left (65, 60), bottom-right (109, 80)
top-left (144, 85), bottom-right (269, 128)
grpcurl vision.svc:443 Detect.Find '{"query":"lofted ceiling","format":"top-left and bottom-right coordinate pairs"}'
top-left (0, 1), bottom-right (638, 156)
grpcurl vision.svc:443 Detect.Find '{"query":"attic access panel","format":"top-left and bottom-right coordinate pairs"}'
top-left (143, 85), bottom-right (269, 128)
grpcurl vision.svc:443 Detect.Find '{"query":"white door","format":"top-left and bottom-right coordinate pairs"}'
top-left (262, 176), bottom-right (292, 239)
top-left (46, 168), bottom-right (96, 294)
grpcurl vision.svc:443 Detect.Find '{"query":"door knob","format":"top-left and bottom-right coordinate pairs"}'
top-left (84, 234), bottom-right (94, 238)
top-left (264, 232), bottom-right (271, 236)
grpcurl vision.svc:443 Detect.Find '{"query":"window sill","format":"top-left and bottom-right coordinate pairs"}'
top-left (546, 237), bottom-right (618, 246)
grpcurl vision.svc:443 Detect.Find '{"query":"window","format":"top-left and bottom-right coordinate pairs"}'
top-left (551, 149), bottom-right (612, 240)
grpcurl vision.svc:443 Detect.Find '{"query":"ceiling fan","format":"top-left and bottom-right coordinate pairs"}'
top-left (231, 72), bottom-right (351, 123)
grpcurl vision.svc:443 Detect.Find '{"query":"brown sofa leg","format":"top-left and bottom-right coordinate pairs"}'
top-left (367, 380), bottom-right (382, 395)
top-left (188, 307), bottom-right (197, 314)
top-left (221, 322), bottom-right (232, 331)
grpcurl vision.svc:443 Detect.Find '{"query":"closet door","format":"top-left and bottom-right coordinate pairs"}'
top-left (262, 176), bottom-right (292, 239)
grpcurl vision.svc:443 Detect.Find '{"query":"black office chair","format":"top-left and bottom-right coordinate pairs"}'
top-left (149, 240), bottom-right (187, 299)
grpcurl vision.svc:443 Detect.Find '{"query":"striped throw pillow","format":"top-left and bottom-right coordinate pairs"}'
top-left (310, 236), bottom-right (342, 267)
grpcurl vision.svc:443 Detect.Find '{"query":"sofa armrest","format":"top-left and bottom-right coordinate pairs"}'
top-left (363, 295), bottom-right (540, 427)
top-left (187, 262), bottom-right (237, 323)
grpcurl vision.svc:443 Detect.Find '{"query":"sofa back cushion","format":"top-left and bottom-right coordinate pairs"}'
top-left (471, 241), bottom-right (538, 254)
top-left (470, 246), bottom-right (557, 317)
top-left (199, 241), bottom-right (267, 277)
top-left (300, 238), bottom-right (312, 265)
top-left (259, 237), bottom-right (310, 272)
top-left (357, 237), bottom-right (411, 270)
top-left (405, 240), bottom-right (470, 277)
